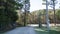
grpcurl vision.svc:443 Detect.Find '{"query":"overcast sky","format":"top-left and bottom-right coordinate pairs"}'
top-left (30, 0), bottom-right (60, 12)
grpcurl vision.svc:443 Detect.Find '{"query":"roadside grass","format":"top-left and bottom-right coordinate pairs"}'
top-left (34, 26), bottom-right (60, 34)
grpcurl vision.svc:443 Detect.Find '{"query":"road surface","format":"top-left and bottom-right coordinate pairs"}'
top-left (1, 27), bottom-right (36, 34)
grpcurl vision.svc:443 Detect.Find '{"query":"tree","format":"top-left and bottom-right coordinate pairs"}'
top-left (56, 10), bottom-right (60, 20)
top-left (42, 0), bottom-right (50, 31)
top-left (0, 0), bottom-right (23, 30)
top-left (37, 11), bottom-right (42, 28)
top-left (23, 0), bottom-right (30, 26)
top-left (49, 0), bottom-right (58, 25)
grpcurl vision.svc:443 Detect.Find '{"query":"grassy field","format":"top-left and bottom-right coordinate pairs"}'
top-left (34, 26), bottom-right (60, 34)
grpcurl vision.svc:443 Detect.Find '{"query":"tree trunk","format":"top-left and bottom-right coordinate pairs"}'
top-left (53, 0), bottom-right (56, 25)
top-left (24, 10), bottom-right (26, 26)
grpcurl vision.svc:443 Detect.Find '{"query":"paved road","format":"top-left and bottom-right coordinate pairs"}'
top-left (1, 27), bottom-right (36, 34)
top-left (1, 24), bottom-right (60, 34)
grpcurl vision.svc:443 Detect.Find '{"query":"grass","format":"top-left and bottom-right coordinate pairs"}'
top-left (34, 26), bottom-right (60, 34)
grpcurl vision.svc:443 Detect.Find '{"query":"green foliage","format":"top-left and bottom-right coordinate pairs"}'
top-left (0, 0), bottom-right (23, 30)
top-left (56, 10), bottom-right (60, 20)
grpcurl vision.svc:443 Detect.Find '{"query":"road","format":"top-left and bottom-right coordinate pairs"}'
top-left (1, 24), bottom-right (60, 34)
top-left (1, 27), bottom-right (36, 34)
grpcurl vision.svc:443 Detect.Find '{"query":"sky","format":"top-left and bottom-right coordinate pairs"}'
top-left (30, 0), bottom-right (60, 12)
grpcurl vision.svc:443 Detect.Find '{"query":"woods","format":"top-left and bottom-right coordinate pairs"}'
top-left (0, 0), bottom-right (60, 32)
top-left (0, 0), bottom-right (23, 31)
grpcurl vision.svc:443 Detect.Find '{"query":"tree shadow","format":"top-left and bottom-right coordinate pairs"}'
top-left (35, 30), bottom-right (60, 34)
top-left (0, 27), bottom-right (16, 33)
top-left (49, 30), bottom-right (60, 34)
top-left (35, 27), bottom-right (60, 34)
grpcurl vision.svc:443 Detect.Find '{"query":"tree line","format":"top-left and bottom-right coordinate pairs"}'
top-left (0, 0), bottom-right (23, 31)
top-left (17, 9), bottom-right (60, 24)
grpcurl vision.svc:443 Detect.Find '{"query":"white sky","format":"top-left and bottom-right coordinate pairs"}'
top-left (30, 0), bottom-right (60, 12)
